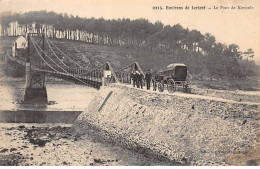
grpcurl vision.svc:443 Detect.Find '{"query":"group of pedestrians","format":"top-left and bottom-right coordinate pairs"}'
top-left (131, 69), bottom-right (157, 91)
top-left (131, 70), bottom-right (144, 89)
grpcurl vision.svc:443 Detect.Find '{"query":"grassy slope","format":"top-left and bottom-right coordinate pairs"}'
top-left (47, 38), bottom-right (176, 71)
top-left (1, 37), bottom-right (259, 91)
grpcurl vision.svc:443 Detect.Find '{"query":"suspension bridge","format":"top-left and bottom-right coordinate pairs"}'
top-left (3, 33), bottom-right (144, 102)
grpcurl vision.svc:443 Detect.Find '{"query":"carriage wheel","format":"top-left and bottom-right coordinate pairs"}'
top-left (167, 79), bottom-right (176, 93)
top-left (157, 82), bottom-right (164, 92)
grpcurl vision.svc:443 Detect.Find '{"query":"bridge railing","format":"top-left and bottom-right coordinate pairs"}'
top-left (115, 62), bottom-right (145, 85)
top-left (76, 62), bottom-right (118, 84)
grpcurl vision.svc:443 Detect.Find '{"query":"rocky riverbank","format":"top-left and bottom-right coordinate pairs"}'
top-left (0, 123), bottom-right (170, 166)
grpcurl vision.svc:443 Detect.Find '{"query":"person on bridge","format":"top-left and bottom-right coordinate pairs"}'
top-left (136, 71), bottom-right (143, 89)
top-left (152, 72), bottom-right (157, 91)
top-left (131, 70), bottom-right (137, 88)
top-left (130, 70), bottom-right (134, 85)
top-left (145, 69), bottom-right (152, 90)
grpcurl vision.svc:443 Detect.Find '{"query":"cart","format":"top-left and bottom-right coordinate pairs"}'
top-left (153, 63), bottom-right (191, 93)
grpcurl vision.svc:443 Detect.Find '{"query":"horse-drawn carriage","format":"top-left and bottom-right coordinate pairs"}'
top-left (153, 63), bottom-right (191, 93)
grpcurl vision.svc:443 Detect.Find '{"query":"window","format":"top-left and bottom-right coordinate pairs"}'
top-left (175, 66), bottom-right (187, 77)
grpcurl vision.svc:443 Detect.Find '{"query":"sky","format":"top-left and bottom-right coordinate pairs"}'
top-left (0, 0), bottom-right (259, 63)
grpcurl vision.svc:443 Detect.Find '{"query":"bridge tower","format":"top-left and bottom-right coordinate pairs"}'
top-left (24, 33), bottom-right (48, 103)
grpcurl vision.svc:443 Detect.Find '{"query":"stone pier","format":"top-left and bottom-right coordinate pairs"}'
top-left (24, 62), bottom-right (47, 103)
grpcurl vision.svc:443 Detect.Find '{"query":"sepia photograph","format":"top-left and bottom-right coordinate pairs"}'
top-left (0, 0), bottom-right (259, 166)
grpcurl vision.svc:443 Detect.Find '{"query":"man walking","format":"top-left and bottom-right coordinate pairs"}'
top-left (152, 71), bottom-right (157, 91)
top-left (131, 70), bottom-right (137, 88)
top-left (136, 70), bottom-right (143, 89)
top-left (145, 69), bottom-right (152, 90)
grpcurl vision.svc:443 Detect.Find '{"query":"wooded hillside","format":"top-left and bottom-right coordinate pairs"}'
top-left (0, 11), bottom-right (259, 80)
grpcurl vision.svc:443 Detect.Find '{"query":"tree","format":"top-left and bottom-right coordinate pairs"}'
top-left (199, 33), bottom-right (216, 54)
top-left (186, 30), bottom-right (204, 52)
top-left (243, 48), bottom-right (254, 60)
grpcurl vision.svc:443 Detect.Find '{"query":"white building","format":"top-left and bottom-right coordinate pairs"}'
top-left (12, 35), bottom-right (27, 57)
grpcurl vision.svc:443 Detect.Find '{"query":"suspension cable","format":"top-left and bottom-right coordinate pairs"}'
top-left (31, 37), bottom-right (95, 85)
top-left (45, 38), bottom-right (68, 67)
top-left (46, 37), bottom-right (91, 75)
top-left (32, 37), bottom-right (66, 73)
top-left (114, 63), bottom-right (135, 73)
top-left (31, 39), bottom-right (60, 73)
top-left (45, 36), bottom-right (83, 68)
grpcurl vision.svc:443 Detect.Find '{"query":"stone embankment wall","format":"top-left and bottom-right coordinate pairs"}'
top-left (73, 84), bottom-right (260, 165)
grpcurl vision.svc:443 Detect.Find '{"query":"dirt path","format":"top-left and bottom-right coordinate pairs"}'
top-left (115, 83), bottom-right (260, 105)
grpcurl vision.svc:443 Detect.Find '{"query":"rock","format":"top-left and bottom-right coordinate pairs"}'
top-left (63, 161), bottom-right (69, 165)
top-left (0, 148), bottom-right (8, 153)
top-left (10, 148), bottom-right (17, 152)
top-left (6, 127), bottom-right (15, 130)
top-left (241, 120), bottom-right (247, 125)
top-left (29, 138), bottom-right (48, 147)
top-left (62, 135), bottom-right (69, 139)
top-left (49, 131), bottom-right (56, 136)
top-left (0, 154), bottom-right (24, 165)
top-left (56, 133), bottom-right (62, 138)
top-left (94, 159), bottom-right (102, 163)
top-left (247, 159), bottom-right (258, 166)
top-left (18, 125), bottom-right (25, 129)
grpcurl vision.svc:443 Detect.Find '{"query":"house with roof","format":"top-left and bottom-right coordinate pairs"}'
top-left (12, 35), bottom-right (27, 57)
